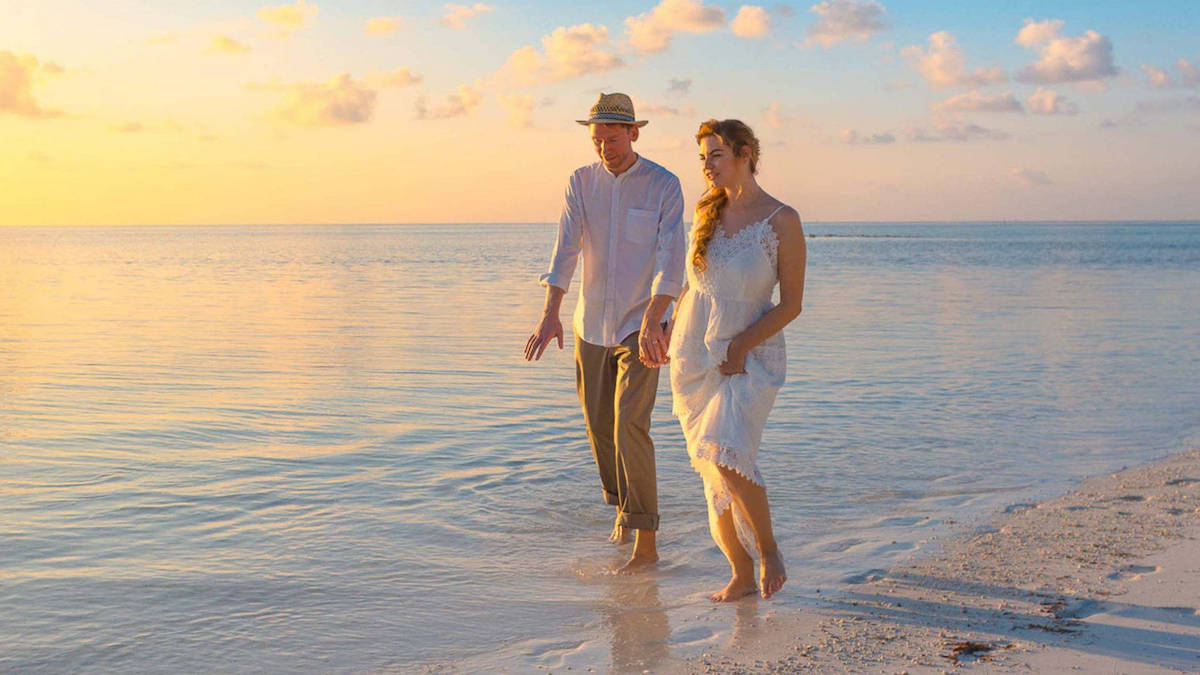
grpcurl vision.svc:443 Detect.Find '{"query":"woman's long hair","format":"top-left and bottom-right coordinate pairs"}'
top-left (692, 119), bottom-right (761, 273)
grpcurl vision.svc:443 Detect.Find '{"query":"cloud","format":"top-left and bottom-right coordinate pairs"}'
top-left (905, 121), bottom-right (1008, 142)
top-left (732, 6), bottom-right (771, 39)
top-left (254, 73), bottom-right (377, 126)
top-left (806, 0), bottom-right (888, 49)
top-left (1011, 167), bottom-right (1052, 186)
top-left (440, 3), bottom-right (493, 30)
top-left (1141, 57), bottom-right (1200, 89)
top-left (0, 51), bottom-right (63, 119)
top-left (626, 0), bottom-right (726, 54)
top-left (667, 78), bottom-right (692, 95)
top-left (1014, 19), bottom-right (1117, 85)
top-left (416, 81), bottom-right (483, 119)
top-left (1182, 58), bottom-right (1200, 87)
top-left (1027, 87), bottom-right (1078, 115)
top-left (1142, 64), bottom-right (1171, 89)
top-left (365, 15), bottom-right (404, 36)
top-left (764, 101), bottom-right (788, 129)
top-left (497, 24), bottom-right (623, 87)
top-left (638, 102), bottom-right (695, 117)
top-left (1014, 18), bottom-right (1062, 48)
top-left (366, 67), bottom-right (422, 88)
top-left (901, 32), bottom-right (1006, 89)
top-left (208, 35), bottom-right (251, 54)
top-left (1135, 96), bottom-right (1200, 114)
top-left (840, 129), bottom-right (895, 144)
top-left (257, 1), bottom-right (317, 37)
top-left (497, 93), bottom-right (534, 128)
top-left (932, 91), bottom-right (1023, 113)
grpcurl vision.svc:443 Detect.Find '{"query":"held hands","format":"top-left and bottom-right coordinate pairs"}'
top-left (524, 313), bottom-right (563, 361)
top-left (638, 320), bottom-right (670, 368)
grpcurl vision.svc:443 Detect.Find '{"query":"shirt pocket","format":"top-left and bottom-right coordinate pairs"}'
top-left (625, 208), bottom-right (658, 244)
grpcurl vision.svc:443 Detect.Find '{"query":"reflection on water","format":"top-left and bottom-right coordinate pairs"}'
top-left (0, 223), bottom-right (1198, 672)
top-left (602, 578), bottom-right (671, 672)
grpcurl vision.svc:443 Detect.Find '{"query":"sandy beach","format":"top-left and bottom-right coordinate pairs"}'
top-left (664, 448), bottom-right (1200, 674)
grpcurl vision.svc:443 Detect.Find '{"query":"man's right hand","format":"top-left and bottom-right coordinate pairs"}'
top-left (525, 313), bottom-right (564, 361)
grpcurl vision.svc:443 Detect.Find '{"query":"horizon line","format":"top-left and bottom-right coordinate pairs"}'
top-left (3, 219), bottom-right (1200, 228)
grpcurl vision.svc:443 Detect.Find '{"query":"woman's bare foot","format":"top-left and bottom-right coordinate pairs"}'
top-left (711, 575), bottom-right (757, 602)
top-left (759, 548), bottom-right (787, 599)
top-left (615, 551), bottom-right (658, 575)
top-left (609, 516), bottom-right (630, 544)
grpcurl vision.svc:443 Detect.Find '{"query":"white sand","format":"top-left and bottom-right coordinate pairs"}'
top-left (672, 448), bottom-right (1200, 673)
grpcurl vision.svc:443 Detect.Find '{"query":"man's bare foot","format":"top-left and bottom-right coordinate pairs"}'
top-left (615, 552), bottom-right (658, 575)
top-left (759, 548), bottom-right (787, 599)
top-left (609, 516), bottom-right (630, 545)
top-left (711, 575), bottom-right (757, 602)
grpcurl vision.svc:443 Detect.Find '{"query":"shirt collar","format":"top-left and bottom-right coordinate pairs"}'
top-left (603, 154), bottom-right (642, 180)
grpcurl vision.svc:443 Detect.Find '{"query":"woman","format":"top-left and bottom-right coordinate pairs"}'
top-left (666, 119), bottom-right (806, 602)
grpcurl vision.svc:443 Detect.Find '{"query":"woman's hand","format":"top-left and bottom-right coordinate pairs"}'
top-left (718, 341), bottom-right (747, 375)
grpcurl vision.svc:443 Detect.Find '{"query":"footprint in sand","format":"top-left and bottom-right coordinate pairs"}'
top-left (1165, 477), bottom-right (1200, 486)
top-left (822, 538), bottom-right (866, 553)
top-left (841, 569), bottom-right (887, 585)
top-left (1057, 598), bottom-right (1108, 619)
top-left (1106, 564), bottom-right (1161, 581)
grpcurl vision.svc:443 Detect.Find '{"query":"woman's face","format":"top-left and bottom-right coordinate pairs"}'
top-left (698, 134), bottom-right (743, 190)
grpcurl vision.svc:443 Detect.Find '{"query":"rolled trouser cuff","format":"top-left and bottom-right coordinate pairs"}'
top-left (618, 511), bottom-right (659, 531)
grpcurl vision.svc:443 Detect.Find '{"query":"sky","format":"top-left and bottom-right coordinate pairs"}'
top-left (2, 0), bottom-right (1199, 225)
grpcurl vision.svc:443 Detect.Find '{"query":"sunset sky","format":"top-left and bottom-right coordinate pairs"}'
top-left (3, 0), bottom-right (1199, 225)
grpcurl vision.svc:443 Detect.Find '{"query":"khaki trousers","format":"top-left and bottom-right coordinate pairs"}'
top-left (575, 331), bottom-right (660, 531)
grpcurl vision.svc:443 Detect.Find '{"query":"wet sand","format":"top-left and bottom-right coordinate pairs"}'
top-left (674, 448), bottom-right (1200, 673)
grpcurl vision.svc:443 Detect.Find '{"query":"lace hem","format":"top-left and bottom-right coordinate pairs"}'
top-left (689, 438), bottom-right (764, 487)
top-left (690, 439), bottom-right (764, 555)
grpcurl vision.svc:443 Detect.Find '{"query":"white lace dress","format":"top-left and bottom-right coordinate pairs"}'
top-left (668, 210), bottom-right (786, 543)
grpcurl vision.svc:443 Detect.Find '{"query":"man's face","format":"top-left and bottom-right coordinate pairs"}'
top-left (590, 123), bottom-right (637, 171)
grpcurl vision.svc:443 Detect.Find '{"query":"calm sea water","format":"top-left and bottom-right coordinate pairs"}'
top-left (2, 222), bottom-right (1198, 672)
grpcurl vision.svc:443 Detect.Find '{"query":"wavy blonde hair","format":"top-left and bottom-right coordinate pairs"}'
top-left (692, 119), bottom-right (761, 273)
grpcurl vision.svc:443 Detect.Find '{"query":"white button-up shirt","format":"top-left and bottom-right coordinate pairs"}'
top-left (540, 156), bottom-right (686, 348)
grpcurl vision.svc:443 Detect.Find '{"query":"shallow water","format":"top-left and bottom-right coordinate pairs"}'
top-left (1, 222), bottom-right (1198, 672)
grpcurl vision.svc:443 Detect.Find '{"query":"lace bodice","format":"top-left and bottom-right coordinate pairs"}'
top-left (714, 218), bottom-right (781, 268)
top-left (688, 214), bottom-right (781, 303)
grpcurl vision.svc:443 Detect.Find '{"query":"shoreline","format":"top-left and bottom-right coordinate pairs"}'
top-left (670, 447), bottom-right (1200, 673)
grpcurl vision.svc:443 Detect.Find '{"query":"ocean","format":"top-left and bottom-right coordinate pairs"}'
top-left (2, 222), bottom-right (1198, 672)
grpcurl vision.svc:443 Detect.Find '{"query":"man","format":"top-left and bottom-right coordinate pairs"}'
top-left (523, 92), bottom-right (686, 573)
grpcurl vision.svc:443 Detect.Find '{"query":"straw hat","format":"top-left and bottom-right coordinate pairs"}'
top-left (576, 92), bottom-right (649, 127)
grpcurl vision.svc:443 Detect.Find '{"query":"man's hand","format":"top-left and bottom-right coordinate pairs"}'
top-left (638, 320), bottom-right (668, 368)
top-left (525, 313), bottom-right (564, 361)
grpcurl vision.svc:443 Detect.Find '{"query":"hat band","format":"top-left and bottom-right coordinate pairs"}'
top-left (590, 111), bottom-right (636, 123)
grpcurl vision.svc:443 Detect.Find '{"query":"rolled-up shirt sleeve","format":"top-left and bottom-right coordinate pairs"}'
top-left (538, 173), bottom-right (583, 292)
top-left (650, 176), bottom-right (686, 298)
